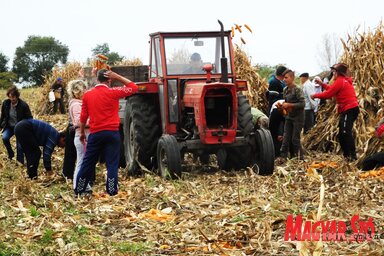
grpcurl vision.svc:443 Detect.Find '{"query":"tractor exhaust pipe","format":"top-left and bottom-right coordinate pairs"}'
top-left (218, 20), bottom-right (228, 83)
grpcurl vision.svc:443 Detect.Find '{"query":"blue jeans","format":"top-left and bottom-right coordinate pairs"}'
top-left (75, 130), bottom-right (120, 196)
top-left (2, 127), bottom-right (24, 164)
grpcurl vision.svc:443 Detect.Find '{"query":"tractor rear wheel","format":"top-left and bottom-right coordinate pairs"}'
top-left (124, 95), bottom-right (160, 176)
top-left (157, 135), bottom-right (182, 179)
top-left (254, 128), bottom-right (275, 175)
top-left (220, 95), bottom-right (254, 170)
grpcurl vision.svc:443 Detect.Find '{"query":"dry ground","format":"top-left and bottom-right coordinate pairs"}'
top-left (0, 88), bottom-right (383, 255)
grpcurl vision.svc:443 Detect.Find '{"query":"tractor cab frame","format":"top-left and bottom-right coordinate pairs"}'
top-left (123, 21), bottom-right (275, 178)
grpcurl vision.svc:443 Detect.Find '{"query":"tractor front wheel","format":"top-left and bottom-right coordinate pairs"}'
top-left (157, 135), bottom-right (182, 179)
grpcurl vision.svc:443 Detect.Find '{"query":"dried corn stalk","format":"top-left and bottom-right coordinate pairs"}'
top-left (234, 46), bottom-right (269, 113)
top-left (36, 62), bottom-right (83, 115)
top-left (304, 21), bottom-right (384, 162)
top-left (115, 58), bottom-right (143, 66)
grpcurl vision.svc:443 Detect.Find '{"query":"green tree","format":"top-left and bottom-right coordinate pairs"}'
top-left (91, 43), bottom-right (124, 65)
top-left (92, 43), bottom-right (110, 56)
top-left (0, 72), bottom-right (17, 89)
top-left (0, 52), bottom-right (17, 89)
top-left (256, 64), bottom-right (275, 80)
top-left (0, 52), bottom-right (9, 72)
top-left (12, 36), bottom-right (69, 85)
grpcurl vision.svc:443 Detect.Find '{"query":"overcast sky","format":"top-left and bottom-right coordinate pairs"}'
top-left (1, 0), bottom-right (383, 76)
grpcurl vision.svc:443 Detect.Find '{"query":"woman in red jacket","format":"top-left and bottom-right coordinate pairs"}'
top-left (311, 63), bottom-right (359, 161)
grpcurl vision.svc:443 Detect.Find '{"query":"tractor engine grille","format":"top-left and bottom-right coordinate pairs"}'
top-left (204, 88), bottom-right (233, 128)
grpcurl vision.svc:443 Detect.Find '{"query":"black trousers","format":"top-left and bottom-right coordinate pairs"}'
top-left (304, 109), bottom-right (315, 134)
top-left (338, 107), bottom-right (359, 160)
top-left (361, 152), bottom-right (384, 171)
top-left (14, 120), bottom-right (41, 178)
top-left (281, 117), bottom-right (304, 159)
top-left (53, 98), bottom-right (65, 114)
top-left (269, 109), bottom-right (285, 158)
top-left (62, 125), bottom-right (76, 179)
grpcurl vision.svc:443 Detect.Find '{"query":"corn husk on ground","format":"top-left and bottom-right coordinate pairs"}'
top-left (1, 35), bottom-right (384, 254)
top-left (304, 22), bottom-right (384, 163)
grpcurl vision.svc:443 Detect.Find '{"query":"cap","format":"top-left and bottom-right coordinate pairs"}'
top-left (57, 77), bottom-right (63, 81)
top-left (190, 52), bottom-right (201, 61)
top-left (276, 66), bottom-right (287, 76)
top-left (331, 63), bottom-right (348, 76)
top-left (299, 73), bottom-right (309, 78)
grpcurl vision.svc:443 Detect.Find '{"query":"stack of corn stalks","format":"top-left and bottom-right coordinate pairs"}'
top-left (115, 58), bottom-right (143, 66)
top-left (303, 22), bottom-right (384, 162)
top-left (36, 62), bottom-right (83, 115)
top-left (36, 57), bottom-right (144, 115)
top-left (234, 46), bottom-right (269, 113)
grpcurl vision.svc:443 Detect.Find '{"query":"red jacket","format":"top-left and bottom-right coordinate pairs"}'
top-left (80, 82), bottom-right (138, 134)
top-left (312, 76), bottom-right (358, 113)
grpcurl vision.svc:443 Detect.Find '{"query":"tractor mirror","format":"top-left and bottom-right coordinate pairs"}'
top-left (194, 40), bottom-right (204, 46)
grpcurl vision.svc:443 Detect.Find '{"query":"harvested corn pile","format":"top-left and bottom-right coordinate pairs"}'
top-left (139, 208), bottom-right (175, 222)
top-left (115, 58), bottom-right (143, 66)
top-left (35, 57), bottom-right (143, 115)
top-left (359, 167), bottom-right (384, 179)
top-left (234, 46), bottom-right (269, 113)
top-left (304, 22), bottom-right (384, 162)
top-left (36, 62), bottom-right (83, 115)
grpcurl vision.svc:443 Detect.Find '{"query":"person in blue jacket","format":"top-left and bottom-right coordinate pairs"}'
top-left (14, 119), bottom-right (65, 179)
top-left (266, 65), bottom-right (287, 114)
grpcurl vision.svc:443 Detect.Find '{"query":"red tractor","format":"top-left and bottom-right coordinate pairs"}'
top-left (123, 20), bottom-right (274, 178)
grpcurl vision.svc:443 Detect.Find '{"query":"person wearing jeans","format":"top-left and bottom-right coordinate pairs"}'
top-left (67, 79), bottom-right (92, 191)
top-left (312, 63), bottom-right (359, 161)
top-left (75, 69), bottom-right (138, 196)
top-left (0, 86), bottom-right (33, 164)
top-left (14, 119), bottom-right (65, 179)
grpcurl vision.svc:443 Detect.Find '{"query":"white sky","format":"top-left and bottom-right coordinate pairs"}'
top-left (1, 0), bottom-right (383, 76)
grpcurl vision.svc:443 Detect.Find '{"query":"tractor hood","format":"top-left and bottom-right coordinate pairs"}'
top-left (183, 82), bottom-right (238, 144)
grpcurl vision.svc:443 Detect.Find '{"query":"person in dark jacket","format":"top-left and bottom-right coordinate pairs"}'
top-left (312, 63), bottom-right (359, 161)
top-left (51, 77), bottom-right (65, 114)
top-left (266, 66), bottom-right (287, 114)
top-left (279, 70), bottom-right (305, 160)
top-left (0, 86), bottom-right (33, 163)
top-left (14, 119), bottom-right (65, 179)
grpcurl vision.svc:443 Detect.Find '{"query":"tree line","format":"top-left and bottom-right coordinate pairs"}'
top-left (0, 36), bottom-right (125, 88)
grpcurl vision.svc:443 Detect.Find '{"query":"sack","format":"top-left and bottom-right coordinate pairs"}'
top-left (54, 91), bottom-right (61, 99)
top-left (48, 91), bottom-right (55, 102)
